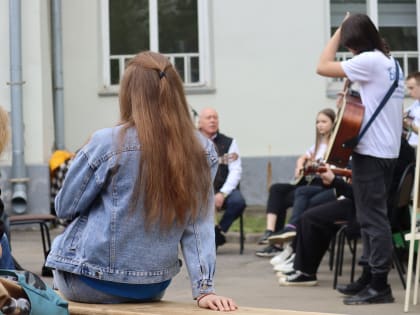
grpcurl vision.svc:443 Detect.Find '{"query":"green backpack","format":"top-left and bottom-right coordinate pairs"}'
top-left (0, 269), bottom-right (69, 315)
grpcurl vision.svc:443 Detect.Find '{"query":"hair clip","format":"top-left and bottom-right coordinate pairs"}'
top-left (159, 71), bottom-right (166, 79)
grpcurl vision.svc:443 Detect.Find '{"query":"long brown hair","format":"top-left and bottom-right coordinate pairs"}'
top-left (119, 51), bottom-right (211, 229)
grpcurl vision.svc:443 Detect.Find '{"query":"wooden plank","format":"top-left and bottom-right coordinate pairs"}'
top-left (68, 300), bottom-right (345, 315)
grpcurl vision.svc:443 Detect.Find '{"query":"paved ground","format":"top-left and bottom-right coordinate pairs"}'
top-left (9, 227), bottom-right (420, 315)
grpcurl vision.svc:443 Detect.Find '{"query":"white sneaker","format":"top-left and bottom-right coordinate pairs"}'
top-left (273, 253), bottom-right (295, 270)
top-left (273, 254), bottom-right (295, 273)
top-left (270, 245), bottom-right (293, 266)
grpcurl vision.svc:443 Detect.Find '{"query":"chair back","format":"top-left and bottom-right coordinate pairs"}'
top-left (394, 162), bottom-right (415, 209)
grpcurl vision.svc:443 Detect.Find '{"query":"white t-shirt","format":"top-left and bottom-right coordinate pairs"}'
top-left (306, 143), bottom-right (327, 161)
top-left (341, 51), bottom-right (403, 158)
top-left (405, 100), bottom-right (420, 147)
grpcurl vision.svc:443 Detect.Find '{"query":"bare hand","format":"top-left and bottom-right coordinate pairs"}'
top-left (198, 294), bottom-right (238, 312)
top-left (319, 164), bottom-right (335, 186)
top-left (215, 193), bottom-right (225, 210)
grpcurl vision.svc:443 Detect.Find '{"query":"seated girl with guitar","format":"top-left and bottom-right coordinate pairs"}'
top-left (256, 108), bottom-right (337, 257)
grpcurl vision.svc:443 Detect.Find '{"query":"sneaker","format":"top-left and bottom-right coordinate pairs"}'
top-left (268, 225), bottom-right (297, 245)
top-left (273, 254), bottom-right (295, 273)
top-left (257, 229), bottom-right (274, 245)
top-left (215, 226), bottom-right (226, 248)
top-left (279, 271), bottom-right (317, 286)
top-left (276, 269), bottom-right (296, 278)
top-left (255, 245), bottom-right (282, 257)
top-left (270, 245), bottom-right (293, 266)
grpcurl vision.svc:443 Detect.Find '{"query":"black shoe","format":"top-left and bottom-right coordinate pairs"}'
top-left (336, 279), bottom-right (368, 295)
top-left (343, 285), bottom-right (394, 305)
top-left (215, 226), bottom-right (226, 248)
top-left (255, 244), bottom-right (282, 257)
top-left (257, 229), bottom-right (273, 245)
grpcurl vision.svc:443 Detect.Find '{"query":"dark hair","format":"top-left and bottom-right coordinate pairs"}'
top-left (340, 13), bottom-right (389, 56)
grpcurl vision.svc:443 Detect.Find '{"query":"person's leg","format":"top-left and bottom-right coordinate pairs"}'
top-left (288, 186), bottom-right (336, 227)
top-left (293, 198), bottom-right (354, 275)
top-left (0, 234), bottom-right (14, 269)
top-left (218, 189), bottom-right (246, 233)
top-left (266, 183), bottom-right (296, 232)
top-left (343, 153), bottom-right (395, 304)
top-left (279, 198), bottom-right (354, 286)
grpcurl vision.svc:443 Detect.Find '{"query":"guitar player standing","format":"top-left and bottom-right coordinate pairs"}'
top-left (316, 13), bottom-right (404, 305)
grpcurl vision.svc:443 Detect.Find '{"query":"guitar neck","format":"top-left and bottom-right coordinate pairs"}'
top-left (314, 166), bottom-right (352, 178)
top-left (303, 165), bottom-right (352, 178)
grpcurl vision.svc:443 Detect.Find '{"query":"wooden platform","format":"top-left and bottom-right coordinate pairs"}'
top-left (67, 300), bottom-right (345, 315)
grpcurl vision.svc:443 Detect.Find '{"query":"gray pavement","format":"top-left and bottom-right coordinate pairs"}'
top-left (9, 227), bottom-right (420, 315)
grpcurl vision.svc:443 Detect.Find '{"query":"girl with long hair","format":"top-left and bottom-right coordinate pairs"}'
top-left (46, 51), bottom-right (237, 311)
top-left (256, 108), bottom-right (336, 255)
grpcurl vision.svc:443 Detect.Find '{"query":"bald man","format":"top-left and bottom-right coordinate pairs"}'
top-left (198, 108), bottom-right (246, 249)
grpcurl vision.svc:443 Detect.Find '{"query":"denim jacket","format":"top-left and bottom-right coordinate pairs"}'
top-left (46, 126), bottom-right (219, 298)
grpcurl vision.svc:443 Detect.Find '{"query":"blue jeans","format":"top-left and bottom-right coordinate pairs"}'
top-left (288, 186), bottom-right (336, 227)
top-left (219, 189), bottom-right (246, 232)
top-left (0, 234), bottom-right (15, 269)
top-left (53, 270), bottom-right (167, 303)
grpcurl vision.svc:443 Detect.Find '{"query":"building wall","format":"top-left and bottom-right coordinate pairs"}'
top-left (0, 0), bottom-right (53, 215)
top-left (0, 1), bottom-right (417, 210)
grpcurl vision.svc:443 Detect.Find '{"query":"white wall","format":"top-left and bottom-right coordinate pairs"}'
top-left (58, 0), bottom-right (333, 158)
top-left (0, 0), bottom-right (54, 165)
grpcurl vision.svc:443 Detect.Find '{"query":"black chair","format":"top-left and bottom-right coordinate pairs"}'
top-left (332, 220), bottom-right (360, 289)
top-left (9, 213), bottom-right (57, 276)
top-left (388, 162), bottom-right (416, 289)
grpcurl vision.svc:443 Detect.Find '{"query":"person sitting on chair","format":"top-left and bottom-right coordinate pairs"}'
top-left (198, 108), bottom-right (246, 249)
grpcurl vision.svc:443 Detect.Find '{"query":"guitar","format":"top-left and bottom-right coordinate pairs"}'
top-left (303, 163), bottom-right (352, 178)
top-left (324, 80), bottom-right (365, 167)
top-left (291, 161), bottom-right (352, 185)
top-left (218, 152), bottom-right (239, 165)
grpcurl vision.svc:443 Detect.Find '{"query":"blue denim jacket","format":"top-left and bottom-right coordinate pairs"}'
top-left (46, 126), bottom-right (219, 298)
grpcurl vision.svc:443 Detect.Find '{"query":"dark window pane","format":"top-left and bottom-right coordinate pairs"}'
top-left (174, 57), bottom-right (185, 81)
top-left (379, 27), bottom-right (417, 50)
top-left (158, 0), bottom-right (198, 53)
top-left (191, 56), bottom-right (199, 82)
top-left (110, 59), bottom-right (120, 85)
top-left (109, 0), bottom-right (149, 55)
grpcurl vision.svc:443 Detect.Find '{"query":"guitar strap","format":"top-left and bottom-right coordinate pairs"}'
top-left (343, 58), bottom-right (400, 149)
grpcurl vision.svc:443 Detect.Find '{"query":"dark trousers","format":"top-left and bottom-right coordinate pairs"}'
top-left (219, 189), bottom-right (246, 232)
top-left (351, 152), bottom-right (396, 275)
top-left (266, 178), bottom-right (323, 231)
top-left (288, 186), bottom-right (336, 226)
top-left (293, 198), bottom-right (355, 275)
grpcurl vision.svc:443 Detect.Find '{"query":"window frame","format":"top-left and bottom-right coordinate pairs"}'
top-left (99, 0), bottom-right (213, 95)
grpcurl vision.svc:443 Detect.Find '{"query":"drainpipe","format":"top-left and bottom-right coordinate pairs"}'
top-left (51, 0), bottom-right (65, 150)
top-left (9, 0), bottom-right (28, 214)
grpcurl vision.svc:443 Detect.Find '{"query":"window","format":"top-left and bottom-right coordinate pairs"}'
top-left (101, 0), bottom-right (211, 90)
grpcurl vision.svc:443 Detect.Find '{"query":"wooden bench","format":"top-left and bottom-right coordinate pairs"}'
top-left (67, 300), bottom-right (345, 315)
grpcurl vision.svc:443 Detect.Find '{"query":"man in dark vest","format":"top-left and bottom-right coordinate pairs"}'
top-left (198, 108), bottom-right (246, 249)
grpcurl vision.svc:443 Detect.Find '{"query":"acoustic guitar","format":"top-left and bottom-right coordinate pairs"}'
top-left (218, 152), bottom-right (239, 165)
top-left (324, 80), bottom-right (365, 167)
top-left (303, 162), bottom-right (352, 178)
top-left (291, 161), bottom-right (352, 185)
